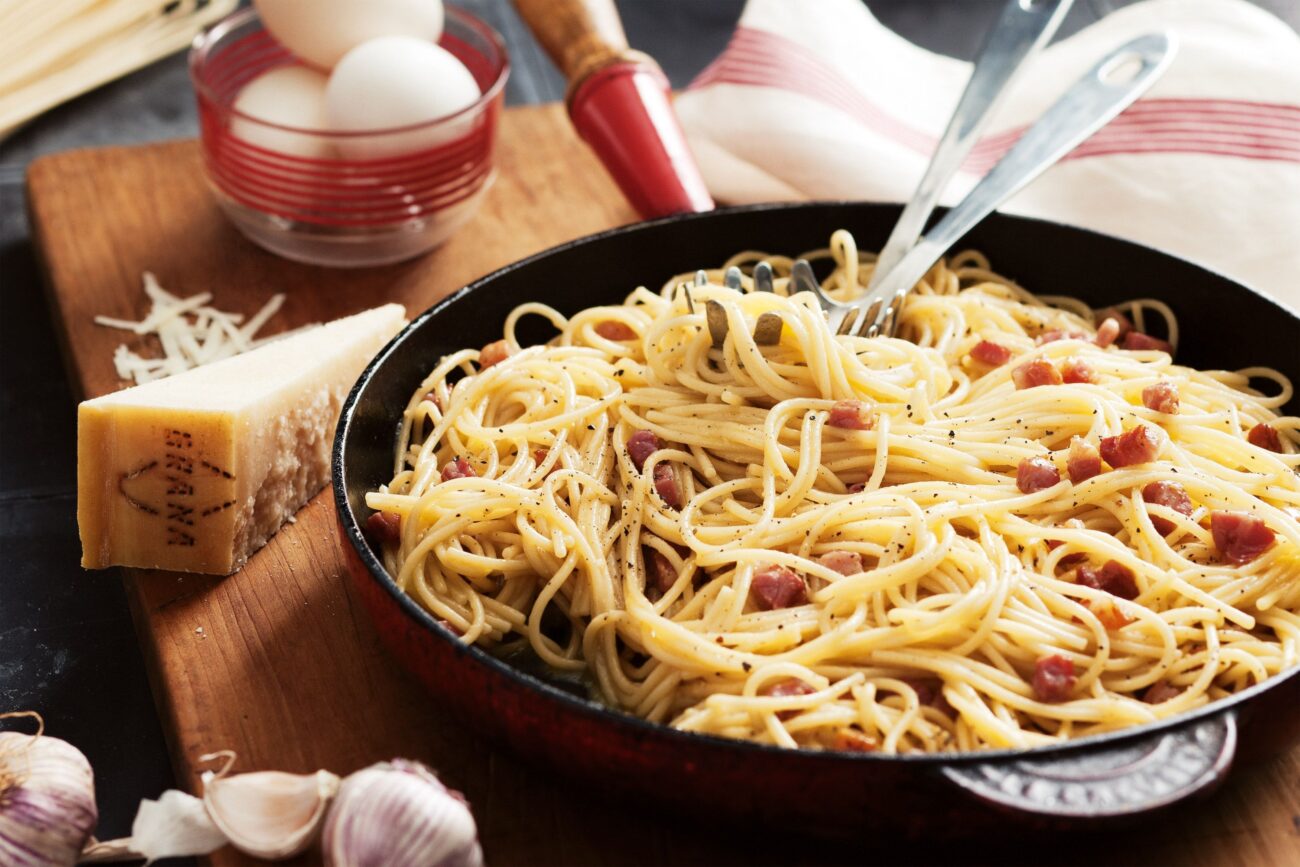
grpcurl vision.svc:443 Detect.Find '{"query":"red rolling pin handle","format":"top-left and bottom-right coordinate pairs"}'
top-left (513, 0), bottom-right (715, 218)
top-left (569, 59), bottom-right (714, 217)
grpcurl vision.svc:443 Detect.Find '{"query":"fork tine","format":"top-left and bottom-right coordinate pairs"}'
top-left (853, 301), bottom-right (880, 338)
top-left (753, 312), bottom-right (783, 344)
top-left (790, 259), bottom-right (818, 295)
top-left (678, 283), bottom-right (697, 314)
top-left (706, 300), bottom-right (729, 346)
top-left (856, 298), bottom-right (886, 338)
top-left (836, 307), bottom-right (862, 336)
top-left (724, 266), bottom-right (743, 291)
top-left (753, 261), bottom-right (774, 293)
top-left (858, 289), bottom-right (902, 338)
top-left (883, 289), bottom-right (909, 337)
top-left (694, 269), bottom-right (708, 287)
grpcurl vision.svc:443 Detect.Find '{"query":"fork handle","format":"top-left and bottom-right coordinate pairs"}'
top-left (868, 0), bottom-right (1075, 289)
top-left (868, 32), bottom-right (1176, 318)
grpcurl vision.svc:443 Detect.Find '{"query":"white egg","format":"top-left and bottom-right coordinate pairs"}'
top-left (231, 65), bottom-right (334, 159)
top-left (254, 0), bottom-right (444, 70)
top-left (326, 36), bottom-right (481, 160)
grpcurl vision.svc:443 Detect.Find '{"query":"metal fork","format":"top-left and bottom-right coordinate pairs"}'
top-left (699, 0), bottom-right (1071, 345)
top-left (816, 31), bottom-right (1175, 338)
top-left (868, 0), bottom-right (1075, 290)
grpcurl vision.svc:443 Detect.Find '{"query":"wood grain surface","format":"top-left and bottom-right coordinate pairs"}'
top-left (27, 103), bottom-right (1300, 866)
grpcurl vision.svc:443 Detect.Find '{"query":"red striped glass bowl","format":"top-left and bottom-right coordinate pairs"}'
top-left (189, 6), bottom-right (509, 267)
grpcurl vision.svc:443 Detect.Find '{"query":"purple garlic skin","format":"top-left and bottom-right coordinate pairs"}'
top-left (0, 732), bottom-right (98, 867)
top-left (322, 760), bottom-right (482, 867)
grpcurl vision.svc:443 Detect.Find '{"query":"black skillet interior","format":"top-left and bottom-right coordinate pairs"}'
top-left (337, 201), bottom-right (1300, 758)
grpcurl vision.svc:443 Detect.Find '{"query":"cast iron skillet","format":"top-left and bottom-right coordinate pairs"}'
top-left (333, 203), bottom-right (1300, 835)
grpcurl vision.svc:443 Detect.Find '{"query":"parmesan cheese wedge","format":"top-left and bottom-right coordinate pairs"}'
top-left (78, 303), bottom-right (406, 575)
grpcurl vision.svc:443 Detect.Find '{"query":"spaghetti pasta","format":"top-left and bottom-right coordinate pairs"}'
top-left (365, 231), bottom-right (1300, 753)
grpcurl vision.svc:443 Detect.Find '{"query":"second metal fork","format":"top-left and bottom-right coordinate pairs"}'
top-left (810, 31), bottom-right (1174, 339)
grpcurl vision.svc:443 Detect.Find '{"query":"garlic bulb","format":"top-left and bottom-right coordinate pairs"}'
top-left (0, 715), bottom-right (98, 867)
top-left (322, 760), bottom-right (483, 867)
top-left (201, 754), bottom-right (339, 860)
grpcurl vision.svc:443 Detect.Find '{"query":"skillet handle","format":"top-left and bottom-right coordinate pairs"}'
top-left (941, 709), bottom-right (1237, 818)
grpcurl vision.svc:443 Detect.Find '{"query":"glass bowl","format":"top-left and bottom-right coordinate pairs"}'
top-left (189, 6), bottom-right (509, 268)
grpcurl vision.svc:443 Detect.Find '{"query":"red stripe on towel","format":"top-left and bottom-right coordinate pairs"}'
top-left (689, 26), bottom-right (1300, 167)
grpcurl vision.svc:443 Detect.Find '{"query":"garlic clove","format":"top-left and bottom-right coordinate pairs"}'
top-left (133, 789), bottom-right (229, 859)
top-left (322, 760), bottom-right (483, 867)
top-left (81, 789), bottom-right (228, 863)
top-left (202, 768), bottom-right (339, 860)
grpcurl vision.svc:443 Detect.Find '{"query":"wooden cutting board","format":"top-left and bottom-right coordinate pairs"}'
top-left (28, 104), bottom-right (1300, 867)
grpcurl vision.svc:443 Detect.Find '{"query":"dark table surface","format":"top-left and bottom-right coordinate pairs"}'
top-left (2, 0), bottom-right (1297, 857)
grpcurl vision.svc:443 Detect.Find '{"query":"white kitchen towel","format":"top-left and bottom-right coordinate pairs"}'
top-left (675, 0), bottom-right (1300, 309)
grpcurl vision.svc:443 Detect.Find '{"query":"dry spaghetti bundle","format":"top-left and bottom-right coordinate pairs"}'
top-left (366, 231), bottom-right (1300, 754)
top-left (0, 0), bottom-right (236, 140)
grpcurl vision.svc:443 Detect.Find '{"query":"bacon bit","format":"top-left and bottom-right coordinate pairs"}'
top-left (1046, 539), bottom-right (1088, 570)
top-left (422, 390), bottom-right (443, 411)
top-left (1143, 680), bottom-right (1184, 704)
top-left (595, 320), bottom-right (637, 340)
top-left (644, 547), bottom-right (678, 595)
top-left (971, 340), bottom-right (1013, 365)
top-left (751, 565), bottom-right (808, 610)
top-left (901, 677), bottom-right (953, 715)
top-left (817, 550), bottom-right (864, 576)
top-left (827, 399), bottom-right (875, 430)
top-left (1142, 481), bottom-right (1194, 535)
top-left (760, 678), bottom-right (816, 720)
top-left (1099, 425), bottom-right (1162, 468)
top-left (1090, 597), bottom-right (1134, 630)
top-left (829, 729), bottom-right (877, 752)
top-left (1061, 358), bottom-right (1096, 384)
top-left (1032, 655), bottom-right (1077, 702)
top-left (1210, 511), bottom-right (1276, 565)
top-left (847, 482), bottom-right (866, 494)
top-left (762, 678), bottom-right (816, 698)
top-left (1067, 437), bottom-right (1103, 484)
top-left (1094, 317), bottom-right (1122, 348)
top-left (441, 456), bottom-right (475, 481)
top-left (478, 339), bottom-right (512, 369)
top-left (652, 463), bottom-right (682, 509)
top-left (1247, 423), bottom-right (1283, 453)
top-left (626, 429), bottom-right (661, 472)
top-left (1076, 560), bottom-right (1139, 600)
top-left (1142, 381), bottom-right (1179, 414)
top-left (1036, 329), bottom-right (1087, 345)
top-left (1012, 359), bottom-right (1063, 389)
top-left (1094, 307), bottom-right (1134, 337)
top-left (365, 511), bottom-right (401, 546)
top-left (1122, 331), bottom-right (1173, 354)
top-left (1017, 456), bottom-right (1060, 494)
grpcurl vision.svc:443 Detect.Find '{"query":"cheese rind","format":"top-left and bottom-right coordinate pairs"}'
top-left (78, 303), bottom-right (406, 574)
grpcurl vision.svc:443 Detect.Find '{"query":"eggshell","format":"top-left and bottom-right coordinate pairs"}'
top-left (231, 65), bottom-right (334, 159)
top-left (326, 36), bottom-right (481, 160)
top-left (254, 0), bottom-right (445, 70)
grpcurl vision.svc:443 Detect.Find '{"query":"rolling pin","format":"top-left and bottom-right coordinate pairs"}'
top-left (513, 0), bottom-right (715, 218)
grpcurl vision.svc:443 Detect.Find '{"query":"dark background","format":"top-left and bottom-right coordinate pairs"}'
top-left (2, 0), bottom-right (1297, 856)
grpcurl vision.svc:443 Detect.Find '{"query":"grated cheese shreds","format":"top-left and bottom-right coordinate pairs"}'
top-left (95, 272), bottom-right (307, 385)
